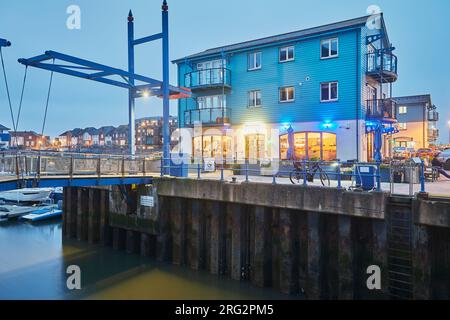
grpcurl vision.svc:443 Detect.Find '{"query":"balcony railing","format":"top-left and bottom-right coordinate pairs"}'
top-left (428, 128), bottom-right (439, 139)
top-left (184, 68), bottom-right (231, 90)
top-left (184, 107), bottom-right (231, 126)
top-left (428, 111), bottom-right (439, 122)
top-left (366, 99), bottom-right (397, 122)
top-left (366, 51), bottom-right (398, 83)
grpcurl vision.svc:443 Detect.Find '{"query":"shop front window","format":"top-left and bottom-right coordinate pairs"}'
top-left (307, 133), bottom-right (321, 160)
top-left (279, 132), bottom-right (337, 161)
top-left (322, 132), bottom-right (337, 161)
top-left (280, 135), bottom-right (288, 160)
top-left (294, 133), bottom-right (307, 160)
top-left (193, 135), bottom-right (232, 162)
top-left (245, 134), bottom-right (265, 161)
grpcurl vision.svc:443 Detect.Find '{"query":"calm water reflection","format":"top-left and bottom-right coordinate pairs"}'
top-left (0, 220), bottom-right (294, 300)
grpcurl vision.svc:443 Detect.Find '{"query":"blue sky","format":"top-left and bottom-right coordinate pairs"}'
top-left (0, 0), bottom-right (449, 142)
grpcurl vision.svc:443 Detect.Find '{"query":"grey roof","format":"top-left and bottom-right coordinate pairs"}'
top-left (99, 126), bottom-right (116, 135)
top-left (60, 128), bottom-right (83, 136)
top-left (115, 125), bottom-right (129, 134)
top-left (173, 15), bottom-right (374, 63)
top-left (83, 127), bottom-right (100, 135)
top-left (393, 94), bottom-right (432, 105)
top-left (71, 128), bottom-right (84, 136)
top-left (59, 130), bottom-right (72, 136)
top-left (0, 124), bottom-right (10, 131)
top-left (10, 131), bottom-right (40, 136)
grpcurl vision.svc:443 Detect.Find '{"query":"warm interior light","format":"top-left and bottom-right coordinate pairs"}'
top-left (243, 122), bottom-right (267, 135)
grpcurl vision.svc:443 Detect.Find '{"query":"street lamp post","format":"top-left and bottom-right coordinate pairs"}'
top-left (448, 120), bottom-right (450, 146)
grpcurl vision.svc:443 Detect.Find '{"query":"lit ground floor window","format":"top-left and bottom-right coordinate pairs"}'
top-left (279, 132), bottom-right (337, 161)
top-left (394, 137), bottom-right (414, 148)
top-left (245, 134), bottom-right (265, 160)
top-left (193, 135), bottom-right (232, 160)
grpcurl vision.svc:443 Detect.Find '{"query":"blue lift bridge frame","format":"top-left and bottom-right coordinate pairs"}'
top-left (17, 1), bottom-right (190, 171)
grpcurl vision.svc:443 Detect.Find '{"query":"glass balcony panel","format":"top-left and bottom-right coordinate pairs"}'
top-left (184, 68), bottom-right (231, 89)
top-left (366, 99), bottom-right (397, 121)
top-left (184, 108), bottom-right (231, 126)
top-left (367, 51), bottom-right (398, 80)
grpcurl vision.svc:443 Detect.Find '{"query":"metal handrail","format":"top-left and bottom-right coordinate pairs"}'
top-left (367, 51), bottom-right (398, 74)
top-left (184, 107), bottom-right (232, 126)
top-left (184, 67), bottom-right (231, 88)
top-left (366, 98), bottom-right (397, 120)
top-left (0, 151), bottom-right (427, 196)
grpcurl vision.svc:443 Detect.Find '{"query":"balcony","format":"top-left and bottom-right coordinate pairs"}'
top-left (428, 111), bottom-right (439, 122)
top-left (366, 99), bottom-right (397, 123)
top-left (366, 51), bottom-right (398, 83)
top-left (428, 128), bottom-right (439, 140)
top-left (184, 68), bottom-right (231, 91)
top-left (184, 108), bottom-right (231, 127)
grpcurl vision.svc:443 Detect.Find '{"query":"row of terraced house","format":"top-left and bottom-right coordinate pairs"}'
top-left (56, 116), bottom-right (178, 152)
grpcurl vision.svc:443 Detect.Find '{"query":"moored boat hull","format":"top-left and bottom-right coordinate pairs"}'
top-left (21, 209), bottom-right (63, 222)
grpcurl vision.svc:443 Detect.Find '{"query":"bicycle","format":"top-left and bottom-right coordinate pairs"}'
top-left (289, 161), bottom-right (330, 187)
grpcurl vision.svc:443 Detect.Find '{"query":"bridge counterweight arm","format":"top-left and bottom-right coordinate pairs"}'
top-left (0, 38), bottom-right (11, 47)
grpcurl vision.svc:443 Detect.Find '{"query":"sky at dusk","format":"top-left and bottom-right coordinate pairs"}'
top-left (0, 0), bottom-right (449, 142)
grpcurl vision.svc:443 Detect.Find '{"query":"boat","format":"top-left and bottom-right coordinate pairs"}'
top-left (0, 198), bottom-right (58, 222)
top-left (20, 208), bottom-right (63, 222)
top-left (0, 205), bottom-right (37, 221)
top-left (0, 188), bottom-right (54, 203)
top-left (50, 187), bottom-right (63, 203)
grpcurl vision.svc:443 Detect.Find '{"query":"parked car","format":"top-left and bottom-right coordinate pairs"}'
top-left (415, 148), bottom-right (440, 160)
top-left (436, 149), bottom-right (450, 170)
top-left (393, 147), bottom-right (414, 160)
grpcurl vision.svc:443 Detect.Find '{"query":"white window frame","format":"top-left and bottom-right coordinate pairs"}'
top-left (279, 46), bottom-right (295, 62)
top-left (320, 82), bottom-right (339, 102)
top-left (279, 86), bottom-right (295, 103)
top-left (398, 106), bottom-right (408, 114)
top-left (248, 52), bottom-right (262, 71)
top-left (398, 123), bottom-right (407, 130)
top-left (197, 95), bottom-right (226, 109)
top-left (248, 90), bottom-right (262, 108)
top-left (320, 38), bottom-right (339, 59)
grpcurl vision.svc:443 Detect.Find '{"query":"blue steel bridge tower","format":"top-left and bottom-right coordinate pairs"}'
top-left (17, 1), bottom-right (190, 167)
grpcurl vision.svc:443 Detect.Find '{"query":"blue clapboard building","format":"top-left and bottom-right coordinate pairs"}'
top-left (174, 14), bottom-right (398, 162)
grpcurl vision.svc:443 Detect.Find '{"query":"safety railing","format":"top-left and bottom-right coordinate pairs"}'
top-left (184, 68), bottom-right (231, 89)
top-left (366, 99), bottom-right (397, 121)
top-left (0, 151), bottom-right (429, 196)
top-left (159, 157), bottom-right (427, 195)
top-left (184, 107), bottom-right (231, 126)
top-left (0, 151), bottom-right (161, 180)
top-left (367, 51), bottom-right (398, 75)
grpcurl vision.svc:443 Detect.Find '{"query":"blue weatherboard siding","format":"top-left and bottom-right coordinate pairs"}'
top-left (227, 30), bottom-right (358, 125)
top-left (176, 16), bottom-right (391, 129)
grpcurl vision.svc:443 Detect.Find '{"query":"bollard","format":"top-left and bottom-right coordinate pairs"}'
top-left (302, 159), bottom-right (307, 186)
top-left (245, 160), bottom-right (249, 182)
top-left (337, 160), bottom-right (342, 189)
top-left (197, 162), bottom-right (201, 179)
top-left (376, 162), bottom-right (381, 191)
top-left (420, 161), bottom-right (426, 193)
top-left (220, 165), bottom-right (224, 181)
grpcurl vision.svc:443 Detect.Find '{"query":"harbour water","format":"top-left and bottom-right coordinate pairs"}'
top-left (0, 219), bottom-right (294, 300)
